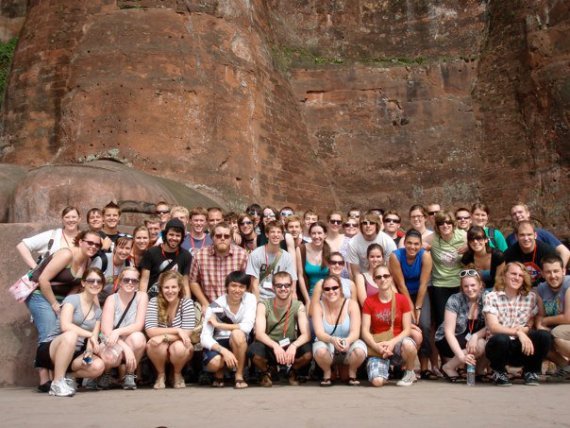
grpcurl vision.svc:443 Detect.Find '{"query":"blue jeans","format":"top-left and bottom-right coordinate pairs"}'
top-left (26, 292), bottom-right (58, 344)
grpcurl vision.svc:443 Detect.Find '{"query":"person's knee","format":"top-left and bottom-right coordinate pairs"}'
top-left (371, 377), bottom-right (385, 387)
top-left (314, 348), bottom-right (331, 360)
top-left (230, 330), bottom-right (247, 347)
top-left (89, 358), bottom-right (106, 378)
top-left (402, 339), bottom-right (417, 357)
top-left (60, 331), bottom-right (78, 346)
top-left (207, 355), bottom-right (223, 372)
top-left (128, 332), bottom-right (147, 351)
top-left (350, 348), bottom-right (366, 363)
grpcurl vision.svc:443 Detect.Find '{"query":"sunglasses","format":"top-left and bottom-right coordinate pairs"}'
top-left (118, 233), bottom-right (133, 239)
top-left (460, 269), bottom-right (479, 278)
top-left (239, 221), bottom-right (253, 226)
top-left (428, 211), bottom-right (440, 216)
top-left (280, 211), bottom-right (293, 217)
top-left (360, 220), bottom-right (376, 227)
top-left (85, 278), bottom-right (103, 285)
top-left (329, 260), bottom-right (344, 266)
top-left (214, 233), bottom-right (231, 240)
top-left (469, 236), bottom-right (486, 242)
top-left (82, 239), bottom-right (102, 249)
top-left (384, 218), bottom-right (400, 224)
top-left (456, 216), bottom-right (471, 221)
top-left (329, 219), bottom-right (342, 225)
top-left (121, 277), bottom-right (140, 285)
top-left (156, 210), bottom-right (170, 215)
top-left (323, 285), bottom-right (340, 292)
top-left (374, 274), bottom-right (391, 280)
top-left (274, 283), bottom-right (292, 289)
top-left (247, 210), bottom-right (260, 217)
top-left (343, 223), bottom-right (357, 228)
top-left (436, 220), bottom-right (454, 226)
top-left (264, 213), bottom-right (276, 218)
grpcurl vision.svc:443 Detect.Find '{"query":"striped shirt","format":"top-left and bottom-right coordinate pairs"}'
top-left (145, 297), bottom-right (196, 330)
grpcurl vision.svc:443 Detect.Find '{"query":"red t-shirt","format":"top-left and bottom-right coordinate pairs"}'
top-left (362, 293), bottom-right (410, 336)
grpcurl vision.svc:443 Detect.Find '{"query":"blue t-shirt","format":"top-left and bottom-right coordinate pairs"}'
top-left (537, 276), bottom-right (570, 319)
top-left (394, 247), bottom-right (425, 294)
top-left (506, 228), bottom-right (561, 248)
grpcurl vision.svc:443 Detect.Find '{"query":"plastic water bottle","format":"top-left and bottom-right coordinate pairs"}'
top-left (466, 364), bottom-right (476, 386)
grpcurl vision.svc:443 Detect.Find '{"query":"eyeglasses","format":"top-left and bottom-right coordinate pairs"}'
top-left (456, 216), bottom-right (471, 221)
top-left (82, 239), bottom-right (102, 249)
top-left (374, 274), bottom-right (391, 280)
top-left (239, 221), bottom-right (253, 226)
top-left (274, 283), bottom-right (292, 289)
top-left (329, 260), bottom-right (344, 266)
top-left (85, 278), bottom-right (103, 285)
top-left (360, 220), bottom-right (376, 227)
top-left (343, 222), bottom-right (357, 228)
top-left (436, 221), bottom-right (454, 226)
top-left (460, 269), bottom-right (479, 278)
top-left (121, 277), bottom-right (140, 285)
top-left (329, 219), bottom-right (342, 225)
top-left (323, 285), bottom-right (340, 292)
top-left (156, 210), bottom-right (170, 215)
top-left (214, 233), bottom-right (231, 240)
top-left (428, 211), bottom-right (440, 216)
top-left (384, 218), bottom-right (400, 224)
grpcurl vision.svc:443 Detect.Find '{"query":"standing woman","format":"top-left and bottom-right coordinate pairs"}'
top-left (435, 269), bottom-right (487, 382)
top-left (145, 271), bottom-right (195, 389)
top-left (297, 221), bottom-right (331, 306)
top-left (326, 211), bottom-right (346, 253)
top-left (17, 206), bottom-right (81, 269)
top-left (256, 206), bottom-right (280, 247)
top-left (312, 275), bottom-right (367, 385)
top-left (34, 268), bottom-right (106, 397)
top-left (27, 230), bottom-right (101, 391)
top-left (461, 226), bottom-right (504, 290)
top-left (389, 229), bottom-right (434, 377)
top-left (471, 203), bottom-right (508, 252)
top-left (355, 243), bottom-right (385, 306)
top-left (99, 267), bottom-right (148, 390)
top-left (130, 225), bottom-right (150, 269)
top-left (400, 205), bottom-right (434, 250)
top-left (430, 212), bottom-right (467, 327)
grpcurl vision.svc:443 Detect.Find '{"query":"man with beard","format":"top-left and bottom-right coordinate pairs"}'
top-left (139, 218), bottom-right (192, 297)
top-left (246, 221), bottom-right (298, 301)
top-left (247, 271), bottom-right (312, 387)
top-left (189, 222), bottom-right (248, 308)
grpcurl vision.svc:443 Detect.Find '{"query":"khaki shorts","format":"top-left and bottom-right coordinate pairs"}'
top-left (552, 324), bottom-right (570, 341)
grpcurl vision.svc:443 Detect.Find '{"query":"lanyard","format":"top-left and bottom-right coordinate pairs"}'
top-left (273, 299), bottom-right (292, 338)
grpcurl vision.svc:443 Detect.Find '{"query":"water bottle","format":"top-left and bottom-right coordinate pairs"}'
top-left (466, 364), bottom-right (476, 386)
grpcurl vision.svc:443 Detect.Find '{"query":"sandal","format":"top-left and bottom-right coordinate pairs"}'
top-left (153, 374), bottom-right (166, 390)
top-left (211, 377), bottom-right (225, 388)
top-left (320, 378), bottom-right (332, 387)
top-left (419, 370), bottom-right (439, 380)
top-left (347, 377), bottom-right (360, 386)
top-left (173, 374), bottom-right (186, 389)
top-left (441, 368), bottom-right (461, 383)
top-left (234, 379), bottom-right (248, 389)
top-left (259, 372), bottom-right (272, 388)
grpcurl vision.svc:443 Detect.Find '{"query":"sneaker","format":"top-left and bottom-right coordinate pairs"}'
top-left (64, 376), bottom-right (77, 392)
top-left (549, 365), bottom-right (570, 382)
top-left (98, 372), bottom-right (113, 390)
top-left (37, 381), bottom-right (52, 393)
top-left (122, 374), bottom-right (137, 390)
top-left (82, 378), bottom-right (99, 390)
top-left (492, 370), bottom-right (512, 387)
top-left (524, 372), bottom-right (540, 386)
top-left (396, 370), bottom-right (417, 387)
top-left (49, 379), bottom-right (75, 397)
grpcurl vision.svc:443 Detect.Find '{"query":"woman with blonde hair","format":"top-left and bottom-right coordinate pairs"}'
top-left (145, 271), bottom-right (195, 389)
top-left (99, 267), bottom-right (148, 390)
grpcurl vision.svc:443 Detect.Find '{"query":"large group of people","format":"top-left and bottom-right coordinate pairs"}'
top-left (15, 200), bottom-right (570, 396)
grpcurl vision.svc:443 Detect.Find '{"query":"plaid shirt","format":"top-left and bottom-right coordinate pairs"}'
top-left (483, 290), bottom-right (538, 337)
top-left (189, 244), bottom-right (248, 303)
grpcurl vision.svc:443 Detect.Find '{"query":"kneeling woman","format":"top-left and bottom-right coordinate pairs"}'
top-left (361, 265), bottom-right (419, 387)
top-left (312, 275), bottom-right (366, 386)
top-left (200, 271), bottom-right (256, 389)
top-left (35, 268), bottom-right (106, 397)
top-left (145, 271), bottom-right (196, 389)
top-left (99, 267), bottom-right (148, 390)
top-left (435, 268), bottom-right (486, 382)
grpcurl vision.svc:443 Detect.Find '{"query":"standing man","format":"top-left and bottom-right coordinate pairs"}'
top-left (246, 221), bottom-right (297, 301)
top-left (247, 271), bottom-right (312, 387)
top-left (301, 210), bottom-right (318, 243)
top-left (188, 207), bottom-right (213, 255)
top-left (189, 222), bottom-right (248, 308)
top-left (502, 221), bottom-right (557, 286)
top-left (207, 207), bottom-right (224, 233)
top-left (426, 203), bottom-right (441, 230)
top-left (454, 207), bottom-right (472, 231)
top-left (102, 201), bottom-right (122, 249)
top-left (347, 213), bottom-right (397, 279)
top-left (139, 218), bottom-right (192, 297)
top-left (382, 210), bottom-right (404, 245)
top-left (144, 216), bottom-right (162, 247)
top-left (507, 203), bottom-right (569, 268)
top-left (155, 201), bottom-right (171, 230)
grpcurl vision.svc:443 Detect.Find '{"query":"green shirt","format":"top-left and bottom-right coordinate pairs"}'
top-left (264, 298), bottom-right (301, 342)
top-left (431, 229), bottom-right (466, 288)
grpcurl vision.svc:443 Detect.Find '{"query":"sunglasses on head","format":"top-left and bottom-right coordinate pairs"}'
top-left (460, 269), bottom-right (479, 278)
top-left (323, 285), bottom-right (340, 292)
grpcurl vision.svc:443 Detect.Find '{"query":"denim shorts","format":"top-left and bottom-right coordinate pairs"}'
top-left (367, 337), bottom-right (415, 381)
top-left (26, 292), bottom-right (59, 344)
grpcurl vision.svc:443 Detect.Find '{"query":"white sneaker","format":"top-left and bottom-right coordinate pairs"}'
top-left (396, 370), bottom-right (417, 387)
top-left (49, 379), bottom-right (75, 397)
top-left (64, 376), bottom-right (77, 392)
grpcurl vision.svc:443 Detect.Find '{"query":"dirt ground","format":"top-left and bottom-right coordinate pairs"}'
top-left (3, 380), bottom-right (568, 428)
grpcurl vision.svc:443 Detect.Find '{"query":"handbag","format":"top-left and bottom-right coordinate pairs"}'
top-left (190, 301), bottom-right (203, 345)
top-left (9, 272), bottom-right (39, 303)
top-left (367, 295), bottom-right (397, 358)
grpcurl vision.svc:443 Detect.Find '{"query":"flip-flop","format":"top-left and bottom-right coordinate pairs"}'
top-left (419, 370), bottom-right (439, 380)
top-left (234, 379), bottom-right (248, 389)
top-left (347, 378), bottom-right (360, 386)
top-left (320, 378), bottom-right (332, 387)
top-left (441, 368), bottom-right (461, 383)
top-left (212, 378), bottom-right (225, 388)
